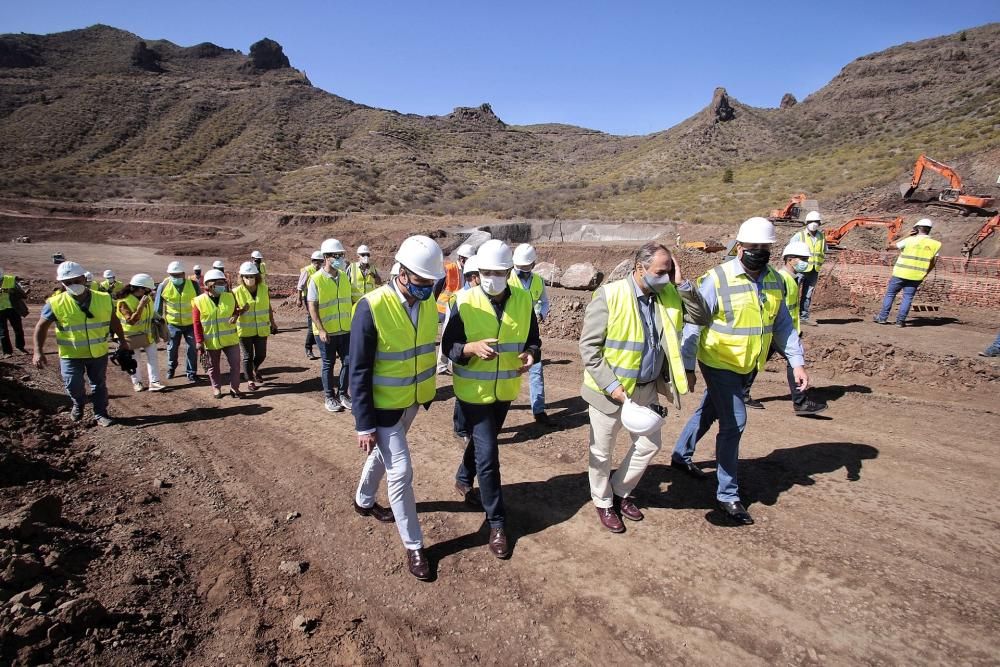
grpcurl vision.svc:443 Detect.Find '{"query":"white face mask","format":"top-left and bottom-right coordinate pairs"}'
top-left (359, 255), bottom-right (370, 265)
top-left (806, 222), bottom-right (820, 233)
top-left (65, 283), bottom-right (87, 296)
top-left (479, 276), bottom-right (506, 296)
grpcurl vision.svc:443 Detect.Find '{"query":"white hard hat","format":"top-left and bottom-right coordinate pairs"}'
top-left (476, 239), bottom-right (514, 271)
top-left (357, 244), bottom-right (371, 255)
top-left (84, 272), bottom-right (94, 282)
top-left (167, 261), bottom-right (185, 274)
top-left (129, 273), bottom-right (155, 290)
top-left (212, 260), bottom-right (225, 270)
top-left (56, 261), bottom-right (86, 281)
top-left (103, 269), bottom-right (115, 279)
top-left (736, 217), bottom-right (777, 244)
top-left (395, 235), bottom-right (446, 280)
top-left (193, 264), bottom-right (201, 271)
top-left (251, 250), bottom-right (264, 259)
top-left (621, 399), bottom-right (665, 437)
top-left (310, 250), bottom-right (324, 261)
top-left (456, 243), bottom-right (475, 259)
top-left (462, 256), bottom-right (480, 275)
top-left (512, 243), bottom-right (537, 266)
top-left (320, 238), bottom-right (345, 254)
top-left (805, 210), bottom-right (822, 223)
top-left (238, 261), bottom-right (259, 276)
top-left (390, 262), bottom-right (401, 277)
top-left (913, 218), bottom-right (934, 229)
top-left (782, 240), bottom-right (812, 258)
top-left (203, 269), bottom-right (226, 282)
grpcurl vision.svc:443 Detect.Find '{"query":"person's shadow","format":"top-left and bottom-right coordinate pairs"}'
top-left (500, 395), bottom-right (590, 444)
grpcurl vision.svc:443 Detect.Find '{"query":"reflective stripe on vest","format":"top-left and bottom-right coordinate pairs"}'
top-left (161, 279), bottom-right (197, 326)
top-left (453, 287), bottom-right (532, 404)
top-left (778, 268), bottom-right (801, 333)
top-left (436, 262), bottom-right (462, 315)
top-left (118, 293), bottom-right (153, 342)
top-left (194, 292), bottom-right (239, 350)
top-left (233, 284), bottom-right (271, 338)
top-left (348, 262), bottom-right (378, 303)
top-left (892, 237), bottom-right (941, 281)
top-left (507, 273), bottom-right (543, 305)
top-left (311, 271), bottom-right (352, 335)
top-left (365, 285), bottom-right (438, 409)
top-left (0, 274), bottom-right (14, 311)
top-left (48, 291), bottom-right (113, 359)
top-left (698, 262), bottom-right (783, 374)
top-left (794, 230), bottom-right (826, 272)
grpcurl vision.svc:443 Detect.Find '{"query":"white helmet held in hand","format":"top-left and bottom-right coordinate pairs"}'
top-left (203, 269), bottom-right (226, 283)
top-left (103, 269), bottom-right (115, 279)
top-left (212, 260), bottom-right (225, 270)
top-left (167, 261), bottom-right (185, 274)
top-left (239, 261), bottom-right (259, 276)
top-left (512, 243), bottom-right (537, 267)
top-left (320, 238), bottom-right (345, 254)
top-left (395, 235), bottom-right (445, 280)
top-left (782, 240), bottom-right (812, 259)
top-left (476, 239), bottom-right (514, 271)
top-left (621, 399), bottom-right (664, 436)
top-left (129, 273), bottom-right (155, 290)
top-left (56, 261), bottom-right (86, 281)
top-left (736, 217), bottom-right (777, 244)
top-left (251, 250), bottom-right (264, 259)
top-left (456, 243), bottom-right (475, 259)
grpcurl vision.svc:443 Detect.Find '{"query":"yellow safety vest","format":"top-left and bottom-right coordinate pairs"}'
top-left (256, 261), bottom-right (267, 280)
top-left (892, 236), bottom-right (941, 281)
top-left (194, 292), bottom-right (239, 350)
top-left (0, 275), bottom-right (14, 311)
top-left (365, 285), bottom-right (438, 409)
top-left (778, 268), bottom-right (801, 333)
top-left (310, 270), bottom-right (352, 335)
top-left (161, 278), bottom-right (197, 326)
top-left (300, 264), bottom-right (318, 295)
top-left (453, 286), bottom-right (532, 404)
top-left (118, 293), bottom-right (153, 343)
top-left (347, 262), bottom-right (379, 303)
top-left (583, 279), bottom-right (689, 397)
top-left (233, 284), bottom-right (271, 338)
top-left (48, 290), bottom-right (113, 359)
top-left (508, 272), bottom-right (543, 306)
top-left (698, 261), bottom-right (783, 375)
top-left (793, 230), bottom-right (826, 272)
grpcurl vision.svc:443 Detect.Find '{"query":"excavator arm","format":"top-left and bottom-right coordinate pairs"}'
top-left (770, 193), bottom-right (807, 220)
top-left (905, 154), bottom-right (963, 198)
top-left (961, 214), bottom-right (1000, 258)
top-left (825, 216), bottom-right (905, 249)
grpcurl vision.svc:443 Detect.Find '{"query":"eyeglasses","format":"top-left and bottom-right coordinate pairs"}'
top-left (359, 254), bottom-right (370, 258)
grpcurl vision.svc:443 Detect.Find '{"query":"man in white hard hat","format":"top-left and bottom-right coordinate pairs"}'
top-left (580, 242), bottom-right (710, 533)
top-left (0, 264), bottom-right (29, 357)
top-left (250, 250), bottom-right (267, 282)
top-left (790, 211), bottom-right (826, 326)
top-left (873, 218), bottom-right (941, 327)
top-left (441, 239), bottom-right (542, 560)
top-left (98, 270), bottom-right (124, 296)
top-left (192, 264), bottom-right (203, 286)
top-left (742, 240), bottom-right (827, 416)
top-left (672, 217), bottom-right (809, 525)
top-left (297, 250), bottom-right (324, 360)
top-left (435, 243), bottom-right (475, 374)
top-left (153, 261), bottom-right (201, 382)
top-left (346, 244), bottom-right (382, 304)
top-left (349, 235), bottom-right (446, 581)
top-left (32, 261), bottom-right (129, 426)
top-left (308, 238), bottom-right (353, 412)
top-left (212, 260), bottom-right (225, 274)
top-left (509, 243), bottom-right (553, 426)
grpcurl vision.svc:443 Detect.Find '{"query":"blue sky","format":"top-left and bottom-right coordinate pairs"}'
top-left (3, 1), bottom-right (998, 135)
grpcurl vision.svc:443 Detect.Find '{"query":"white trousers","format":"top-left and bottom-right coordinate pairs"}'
top-left (587, 382), bottom-right (663, 508)
top-left (131, 344), bottom-right (161, 385)
top-left (355, 405), bottom-right (423, 550)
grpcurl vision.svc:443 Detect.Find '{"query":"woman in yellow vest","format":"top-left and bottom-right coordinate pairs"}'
top-left (234, 261), bottom-right (276, 391)
top-left (116, 274), bottom-right (165, 393)
top-left (193, 269), bottom-right (246, 399)
top-left (874, 218), bottom-right (942, 326)
top-left (441, 240), bottom-right (541, 560)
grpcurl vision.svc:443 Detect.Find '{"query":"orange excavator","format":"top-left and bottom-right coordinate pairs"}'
top-left (900, 154), bottom-right (996, 216)
top-left (768, 193), bottom-right (818, 226)
top-left (961, 214), bottom-right (1000, 259)
top-left (824, 216), bottom-right (906, 250)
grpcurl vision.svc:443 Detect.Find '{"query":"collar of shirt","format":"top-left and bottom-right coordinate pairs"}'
top-left (389, 277), bottom-right (421, 323)
top-left (321, 267), bottom-right (340, 281)
top-left (629, 274), bottom-right (652, 302)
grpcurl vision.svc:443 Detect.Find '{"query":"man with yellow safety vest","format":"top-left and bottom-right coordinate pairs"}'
top-left (250, 250), bottom-right (267, 282)
top-left (349, 235), bottom-right (446, 581)
top-left (510, 243), bottom-right (553, 426)
top-left (448, 257), bottom-right (480, 442)
top-left (154, 261), bottom-right (201, 382)
top-left (672, 217), bottom-right (809, 525)
top-left (193, 269), bottom-right (246, 399)
top-left (116, 273), bottom-right (165, 393)
top-left (346, 244), bottom-right (383, 303)
top-left (307, 238), bottom-right (354, 413)
top-left (0, 263), bottom-right (28, 357)
top-left (442, 239), bottom-right (542, 560)
top-left (874, 218), bottom-right (942, 327)
top-left (234, 261), bottom-right (277, 392)
top-left (790, 210), bottom-right (826, 326)
top-left (97, 270), bottom-right (124, 297)
top-left (436, 243), bottom-right (474, 374)
top-left (32, 261), bottom-right (129, 426)
top-left (580, 242), bottom-right (710, 533)
top-left (297, 250), bottom-right (324, 360)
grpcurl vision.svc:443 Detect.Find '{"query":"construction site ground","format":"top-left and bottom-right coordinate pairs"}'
top-left (1, 209), bottom-right (999, 665)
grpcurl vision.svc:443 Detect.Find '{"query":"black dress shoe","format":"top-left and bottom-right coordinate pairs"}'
top-left (406, 548), bottom-right (432, 581)
top-left (353, 501), bottom-right (395, 523)
top-left (718, 501), bottom-right (755, 525)
top-left (533, 412), bottom-right (555, 427)
top-left (794, 400), bottom-right (828, 416)
top-left (670, 459), bottom-right (708, 480)
top-left (743, 396), bottom-right (765, 409)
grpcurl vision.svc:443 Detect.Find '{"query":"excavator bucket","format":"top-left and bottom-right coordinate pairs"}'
top-left (899, 183), bottom-right (915, 200)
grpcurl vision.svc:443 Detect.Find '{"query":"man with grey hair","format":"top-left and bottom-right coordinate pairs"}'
top-left (579, 242), bottom-right (711, 533)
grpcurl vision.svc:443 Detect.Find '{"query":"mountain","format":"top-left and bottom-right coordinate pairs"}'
top-left (0, 23), bottom-right (998, 221)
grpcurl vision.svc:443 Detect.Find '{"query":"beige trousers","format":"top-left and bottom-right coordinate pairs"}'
top-left (588, 381), bottom-right (662, 508)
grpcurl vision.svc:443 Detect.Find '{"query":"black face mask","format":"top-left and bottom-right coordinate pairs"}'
top-left (740, 248), bottom-right (771, 272)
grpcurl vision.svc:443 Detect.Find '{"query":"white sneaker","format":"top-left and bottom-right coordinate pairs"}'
top-left (133, 383), bottom-right (144, 393)
top-left (95, 416), bottom-right (114, 427)
top-left (339, 394), bottom-right (353, 411)
top-left (148, 382), bottom-right (166, 392)
top-left (325, 397), bottom-right (344, 413)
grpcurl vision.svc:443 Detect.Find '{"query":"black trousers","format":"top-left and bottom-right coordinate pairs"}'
top-left (240, 336), bottom-right (267, 378)
top-left (0, 308), bottom-right (25, 354)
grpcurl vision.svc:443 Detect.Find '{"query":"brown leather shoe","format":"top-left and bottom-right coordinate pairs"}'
top-left (488, 527), bottom-right (511, 559)
top-left (596, 507), bottom-right (625, 533)
top-left (353, 501), bottom-right (395, 523)
top-left (407, 548), bottom-right (431, 581)
top-left (455, 482), bottom-right (483, 509)
top-left (615, 495), bottom-right (644, 522)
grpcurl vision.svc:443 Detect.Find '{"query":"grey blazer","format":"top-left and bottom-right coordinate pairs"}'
top-left (579, 277), bottom-right (712, 415)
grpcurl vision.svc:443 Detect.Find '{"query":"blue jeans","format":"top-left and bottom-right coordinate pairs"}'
top-left (317, 333), bottom-right (349, 399)
top-left (672, 362), bottom-right (749, 503)
top-left (877, 276), bottom-right (922, 323)
top-left (456, 400), bottom-right (511, 528)
top-left (60, 356), bottom-right (109, 418)
top-left (744, 347), bottom-right (805, 407)
top-left (986, 330), bottom-right (1000, 355)
top-left (798, 269), bottom-right (819, 320)
top-left (528, 361), bottom-right (545, 414)
top-left (167, 323), bottom-right (197, 378)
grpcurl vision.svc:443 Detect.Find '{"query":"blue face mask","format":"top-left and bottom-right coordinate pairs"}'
top-left (171, 277), bottom-right (185, 287)
top-left (406, 279), bottom-right (434, 301)
top-left (330, 258), bottom-right (345, 271)
top-left (213, 285), bottom-right (227, 295)
top-left (793, 260), bottom-right (809, 273)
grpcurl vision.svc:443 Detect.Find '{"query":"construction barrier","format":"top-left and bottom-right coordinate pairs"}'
top-left (829, 250), bottom-right (1000, 308)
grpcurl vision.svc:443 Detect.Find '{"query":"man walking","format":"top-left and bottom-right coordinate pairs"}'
top-left (250, 250), bottom-right (267, 282)
top-left (0, 264), bottom-right (28, 357)
top-left (436, 243), bottom-right (475, 374)
top-left (308, 239), bottom-right (353, 413)
top-left (873, 218), bottom-right (941, 327)
top-left (509, 243), bottom-right (553, 426)
top-left (153, 261), bottom-right (200, 382)
top-left (98, 270), bottom-right (124, 296)
top-left (790, 210), bottom-right (826, 326)
top-left (347, 244), bottom-right (383, 303)
top-left (297, 250), bottom-right (324, 359)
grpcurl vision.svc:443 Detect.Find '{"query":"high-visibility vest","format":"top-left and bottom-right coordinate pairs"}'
top-left (347, 262), bottom-right (379, 303)
top-left (118, 293), bottom-right (153, 343)
top-left (48, 290), bottom-right (113, 359)
top-left (233, 284), bottom-right (271, 338)
top-left (0, 275), bottom-right (14, 311)
top-left (698, 261), bottom-right (783, 375)
top-left (365, 285), bottom-right (438, 409)
top-left (792, 230), bottom-right (827, 272)
top-left (436, 262), bottom-right (462, 315)
top-left (300, 264), bottom-right (318, 296)
top-left (161, 278), bottom-right (198, 326)
top-left (892, 236), bottom-right (941, 281)
top-left (310, 270), bottom-right (352, 335)
top-left (582, 279), bottom-right (688, 397)
top-left (778, 268), bottom-right (801, 333)
top-left (256, 261), bottom-right (267, 280)
top-left (98, 279), bottom-right (124, 296)
top-left (193, 292), bottom-right (239, 350)
top-left (453, 286), bottom-right (531, 404)
top-left (508, 272), bottom-right (544, 307)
